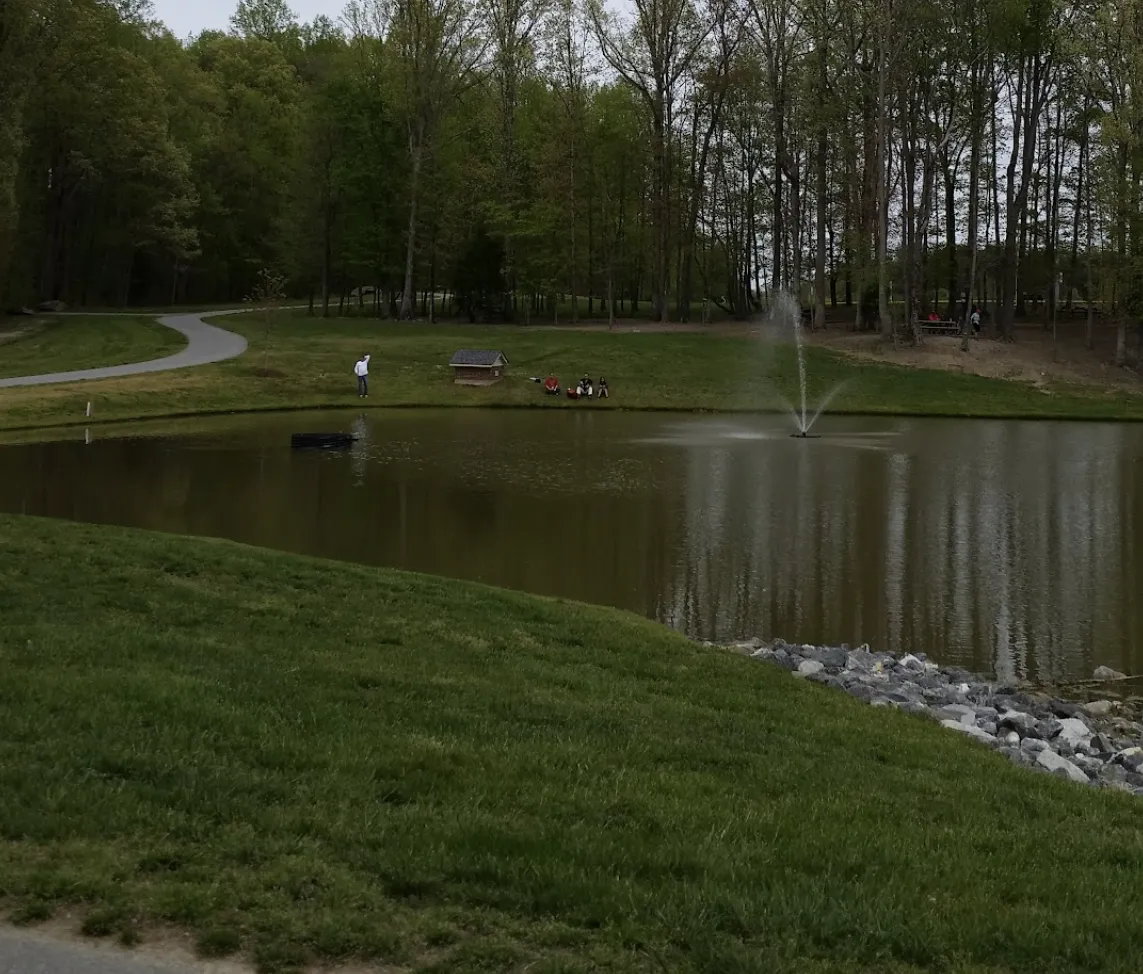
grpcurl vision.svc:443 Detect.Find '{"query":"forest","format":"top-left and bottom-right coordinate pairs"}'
top-left (1, 0), bottom-right (1142, 360)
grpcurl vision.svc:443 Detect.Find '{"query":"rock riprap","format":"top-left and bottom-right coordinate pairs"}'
top-left (729, 638), bottom-right (1143, 794)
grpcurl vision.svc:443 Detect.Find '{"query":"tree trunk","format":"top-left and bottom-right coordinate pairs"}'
top-left (771, 92), bottom-right (786, 292)
top-left (399, 139), bottom-right (423, 320)
top-left (962, 57), bottom-right (982, 352)
top-left (875, 8), bottom-right (891, 340)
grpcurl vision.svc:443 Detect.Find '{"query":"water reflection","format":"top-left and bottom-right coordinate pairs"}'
top-left (0, 410), bottom-right (1140, 680)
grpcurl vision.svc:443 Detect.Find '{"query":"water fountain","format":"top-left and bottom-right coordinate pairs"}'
top-left (769, 292), bottom-right (846, 438)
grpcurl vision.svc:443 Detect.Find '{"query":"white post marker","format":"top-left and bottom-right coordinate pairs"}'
top-left (86, 401), bottom-right (92, 417)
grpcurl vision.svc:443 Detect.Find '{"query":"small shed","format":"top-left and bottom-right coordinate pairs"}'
top-left (450, 349), bottom-right (508, 386)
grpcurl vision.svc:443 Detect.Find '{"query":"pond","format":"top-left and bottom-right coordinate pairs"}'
top-left (1, 409), bottom-right (1141, 681)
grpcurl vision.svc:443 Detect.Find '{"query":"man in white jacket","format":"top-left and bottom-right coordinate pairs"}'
top-left (354, 354), bottom-right (370, 397)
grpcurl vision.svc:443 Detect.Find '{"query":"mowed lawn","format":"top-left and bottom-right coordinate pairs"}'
top-left (2, 514), bottom-right (1143, 972)
top-left (0, 315), bottom-right (186, 380)
top-left (0, 309), bottom-right (1142, 431)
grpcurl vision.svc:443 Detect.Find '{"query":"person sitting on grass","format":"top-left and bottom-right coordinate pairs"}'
top-left (354, 354), bottom-right (370, 397)
top-left (598, 376), bottom-right (609, 399)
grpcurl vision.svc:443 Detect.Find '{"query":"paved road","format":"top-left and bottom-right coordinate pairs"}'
top-left (0, 926), bottom-right (243, 974)
top-left (0, 311), bottom-right (248, 389)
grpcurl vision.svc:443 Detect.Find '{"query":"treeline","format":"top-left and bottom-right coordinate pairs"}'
top-left (1, 0), bottom-right (1142, 356)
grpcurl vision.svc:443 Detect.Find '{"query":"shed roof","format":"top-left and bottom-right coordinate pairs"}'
top-left (450, 349), bottom-right (508, 367)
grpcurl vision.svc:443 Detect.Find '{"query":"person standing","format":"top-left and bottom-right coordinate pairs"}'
top-left (354, 354), bottom-right (371, 397)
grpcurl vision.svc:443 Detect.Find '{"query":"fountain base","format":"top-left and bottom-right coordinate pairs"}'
top-left (790, 432), bottom-right (821, 439)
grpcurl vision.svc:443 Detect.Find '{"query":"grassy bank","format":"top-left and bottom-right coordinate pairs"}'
top-left (0, 315), bottom-right (186, 380)
top-left (3, 514), bottom-right (1143, 973)
top-left (0, 310), bottom-right (1142, 433)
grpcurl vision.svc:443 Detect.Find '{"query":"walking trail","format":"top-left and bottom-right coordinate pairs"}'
top-left (0, 310), bottom-right (248, 389)
top-left (0, 924), bottom-right (247, 974)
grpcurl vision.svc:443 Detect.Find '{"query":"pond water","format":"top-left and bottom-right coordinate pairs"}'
top-left (1, 409), bottom-right (1141, 681)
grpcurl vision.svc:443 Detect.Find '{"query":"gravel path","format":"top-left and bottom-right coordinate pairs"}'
top-left (0, 926), bottom-right (245, 973)
top-left (0, 311), bottom-right (248, 389)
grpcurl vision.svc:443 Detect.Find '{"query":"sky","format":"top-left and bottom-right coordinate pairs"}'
top-left (151, 0), bottom-right (340, 40)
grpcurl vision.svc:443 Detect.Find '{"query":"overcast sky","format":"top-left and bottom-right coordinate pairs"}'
top-left (152, 0), bottom-right (341, 40)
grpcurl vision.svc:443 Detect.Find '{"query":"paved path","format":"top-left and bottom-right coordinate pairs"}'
top-left (0, 926), bottom-right (244, 973)
top-left (0, 311), bottom-right (248, 389)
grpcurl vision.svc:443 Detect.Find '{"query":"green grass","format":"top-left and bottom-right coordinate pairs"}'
top-left (0, 309), bottom-right (1141, 433)
top-left (4, 514), bottom-right (1143, 972)
top-left (0, 315), bottom-right (186, 379)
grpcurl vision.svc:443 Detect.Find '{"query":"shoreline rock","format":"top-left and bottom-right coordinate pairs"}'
top-left (726, 638), bottom-right (1143, 795)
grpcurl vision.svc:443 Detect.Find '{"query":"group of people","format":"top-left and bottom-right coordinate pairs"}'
top-left (922, 308), bottom-right (983, 334)
top-left (535, 373), bottom-right (609, 400)
top-left (567, 373), bottom-right (608, 400)
top-left (357, 353), bottom-right (614, 402)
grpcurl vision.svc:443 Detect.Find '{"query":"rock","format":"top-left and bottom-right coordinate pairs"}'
top-left (1093, 665), bottom-right (1128, 681)
top-left (941, 719), bottom-right (996, 744)
top-left (1050, 699), bottom-right (1081, 719)
top-left (1091, 733), bottom-right (1115, 754)
top-left (1100, 763), bottom-right (1129, 784)
top-left (1072, 754), bottom-right (1105, 773)
top-left (1052, 717), bottom-right (1092, 748)
top-left (937, 704), bottom-right (978, 725)
top-left (807, 672), bottom-right (844, 690)
top-left (1118, 750), bottom-right (1143, 772)
top-left (845, 649), bottom-right (878, 672)
top-left (732, 636), bottom-right (1143, 801)
top-left (771, 650), bottom-right (798, 671)
top-left (806, 646), bottom-right (848, 671)
top-left (998, 710), bottom-right (1039, 737)
top-left (37, 299), bottom-right (66, 312)
top-left (1001, 746), bottom-right (1030, 766)
top-left (1036, 748), bottom-right (1090, 785)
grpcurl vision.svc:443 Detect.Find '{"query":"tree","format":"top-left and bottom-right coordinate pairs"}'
top-left (388, 0), bottom-right (485, 319)
top-left (481, 0), bottom-right (547, 316)
top-left (230, 0), bottom-right (300, 44)
top-left (0, 0), bottom-right (39, 308)
top-left (589, 0), bottom-right (712, 323)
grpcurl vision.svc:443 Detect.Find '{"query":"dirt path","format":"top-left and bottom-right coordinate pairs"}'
top-left (534, 316), bottom-right (1143, 396)
top-left (0, 923), bottom-right (246, 973)
top-left (809, 322), bottom-right (1143, 394)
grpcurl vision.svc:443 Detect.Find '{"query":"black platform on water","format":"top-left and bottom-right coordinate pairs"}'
top-left (291, 432), bottom-right (358, 449)
top-left (790, 432), bottom-right (821, 439)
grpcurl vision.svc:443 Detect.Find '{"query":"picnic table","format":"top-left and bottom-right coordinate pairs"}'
top-left (917, 318), bottom-right (962, 337)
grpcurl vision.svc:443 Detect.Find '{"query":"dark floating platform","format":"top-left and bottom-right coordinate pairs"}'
top-left (790, 432), bottom-right (822, 439)
top-left (291, 432), bottom-right (358, 449)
